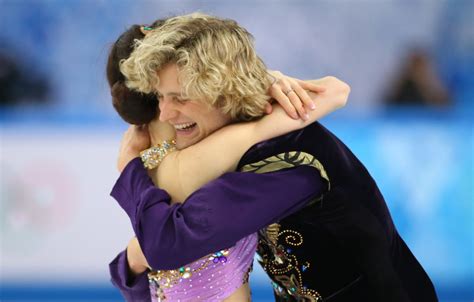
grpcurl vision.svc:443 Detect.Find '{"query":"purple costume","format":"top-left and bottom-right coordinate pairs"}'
top-left (109, 157), bottom-right (322, 301)
top-left (110, 122), bottom-right (437, 301)
top-left (148, 234), bottom-right (257, 301)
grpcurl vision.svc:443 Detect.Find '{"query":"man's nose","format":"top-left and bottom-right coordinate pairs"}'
top-left (158, 98), bottom-right (178, 122)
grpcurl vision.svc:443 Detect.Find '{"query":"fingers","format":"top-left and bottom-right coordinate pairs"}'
top-left (286, 89), bottom-right (308, 120)
top-left (270, 86), bottom-right (299, 119)
top-left (295, 79), bottom-right (326, 93)
top-left (288, 78), bottom-right (316, 111)
top-left (264, 101), bottom-right (273, 114)
top-left (270, 78), bottom-right (311, 120)
top-left (269, 72), bottom-right (332, 120)
top-left (124, 125), bottom-right (151, 150)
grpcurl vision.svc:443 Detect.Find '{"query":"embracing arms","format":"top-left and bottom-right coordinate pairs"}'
top-left (152, 75), bottom-right (349, 202)
top-left (110, 162), bottom-right (326, 300)
top-left (110, 75), bottom-right (349, 298)
top-left (113, 160), bottom-right (326, 270)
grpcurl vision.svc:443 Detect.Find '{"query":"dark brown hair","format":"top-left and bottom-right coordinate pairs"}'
top-left (106, 21), bottom-right (164, 124)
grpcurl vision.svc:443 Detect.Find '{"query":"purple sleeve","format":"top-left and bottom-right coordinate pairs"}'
top-left (111, 157), bottom-right (325, 270)
top-left (109, 249), bottom-right (150, 302)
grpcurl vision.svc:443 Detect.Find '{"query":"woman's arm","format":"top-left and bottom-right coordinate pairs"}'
top-left (152, 76), bottom-right (350, 202)
top-left (115, 76), bottom-right (349, 274)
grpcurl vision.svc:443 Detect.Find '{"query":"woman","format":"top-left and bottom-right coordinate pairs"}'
top-left (107, 16), bottom-right (348, 301)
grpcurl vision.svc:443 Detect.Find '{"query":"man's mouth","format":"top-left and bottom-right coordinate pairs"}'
top-left (174, 122), bottom-right (197, 133)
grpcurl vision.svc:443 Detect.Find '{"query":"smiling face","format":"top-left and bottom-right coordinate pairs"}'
top-left (156, 63), bottom-right (233, 150)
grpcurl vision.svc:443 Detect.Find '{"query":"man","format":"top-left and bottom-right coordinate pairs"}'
top-left (109, 13), bottom-right (438, 301)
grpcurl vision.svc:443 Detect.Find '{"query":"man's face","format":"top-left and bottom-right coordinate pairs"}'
top-left (156, 63), bottom-right (233, 149)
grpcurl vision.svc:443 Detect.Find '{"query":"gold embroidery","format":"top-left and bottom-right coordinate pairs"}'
top-left (241, 151), bottom-right (330, 189)
top-left (279, 229), bottom-right (304, 246)
top-left (266, 223), bottom-right (281, 246)
top-left (258, 224), bottom-right (322, 301)
top-left (241, 151), bottom-right (329, 300)
top-left (274, 273), bottom-right (322, 301)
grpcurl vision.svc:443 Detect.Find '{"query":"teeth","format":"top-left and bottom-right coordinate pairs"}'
top-left (174, 122), bottom-right (196, 130)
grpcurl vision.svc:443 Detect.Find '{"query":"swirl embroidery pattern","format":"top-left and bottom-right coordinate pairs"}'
top-left (258, 224), bottom-right (323, 301)
top-left (241, 151), bottom-right (330, 301)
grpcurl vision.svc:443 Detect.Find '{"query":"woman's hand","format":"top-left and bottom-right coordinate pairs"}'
top-left (117, 125), bottom-right (150, 172)
top-left (126, 237), bottom-right (150, 276)
top-left (267, 70), bottom-right (326, 120)
top-left (255, 76), bottom-right (350, 141)
top-left (307, 76), bottom-right (350, 109)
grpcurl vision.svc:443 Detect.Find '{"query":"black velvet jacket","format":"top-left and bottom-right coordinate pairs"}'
top-left (237, 122), bottom-right (438, 302)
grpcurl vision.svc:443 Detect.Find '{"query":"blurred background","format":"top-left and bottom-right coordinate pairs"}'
top-left (0, 0), bottom-right (472, 301)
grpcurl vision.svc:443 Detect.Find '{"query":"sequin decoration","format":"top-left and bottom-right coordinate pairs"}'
top-left (258, 224), bottom-right (323, 301)
top-left (209, 249), bottom-right (229, 264)
top-left (240, 152), bottom-right (330, 301)
top-left (146, 233), bottom-right (258, 301)
top-left (148, 249), bottom-right (230, 290)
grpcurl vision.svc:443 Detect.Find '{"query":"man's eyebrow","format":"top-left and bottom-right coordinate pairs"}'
top-left (156, 91), bottom-right (183, 97)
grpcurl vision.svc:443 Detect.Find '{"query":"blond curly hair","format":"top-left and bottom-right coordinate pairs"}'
top-left (120, 13), bottom-right (271, 121)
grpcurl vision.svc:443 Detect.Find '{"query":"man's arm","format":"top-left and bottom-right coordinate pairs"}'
top-left (111, 157), bottom-right (326, 270)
